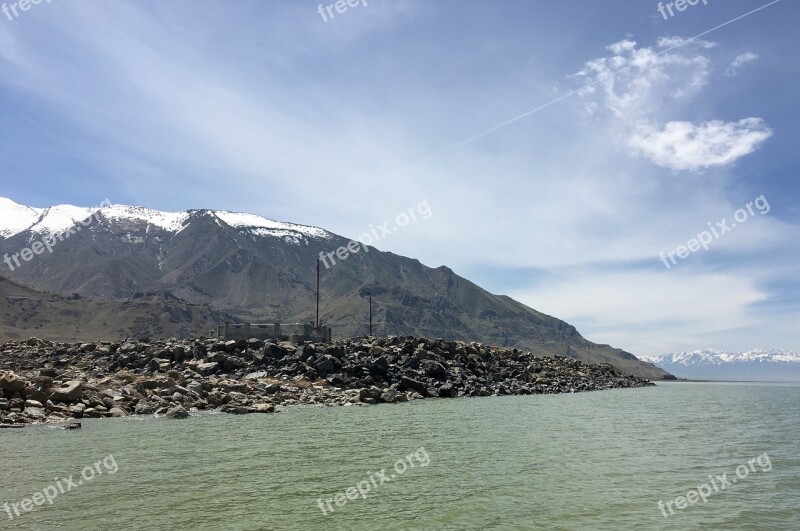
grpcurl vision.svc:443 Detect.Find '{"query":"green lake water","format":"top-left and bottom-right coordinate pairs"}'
top-left (2, 382), bottom-right (799, 530)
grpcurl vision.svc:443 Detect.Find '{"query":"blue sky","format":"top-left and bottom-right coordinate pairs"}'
top-left (1, 0), bottom-right (798, 355)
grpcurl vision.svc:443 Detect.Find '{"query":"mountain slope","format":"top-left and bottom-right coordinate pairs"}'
top-left (0, 197), bottom-right (670, 379)
top-left (642, 349), bottom-right (800, 381)
top-left (0, 274), bottom-right (235, 342)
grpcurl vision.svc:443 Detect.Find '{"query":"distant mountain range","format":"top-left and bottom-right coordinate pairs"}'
top-left (0, 197), bottom-right (670, 380)
top-left (642, 349), bottom-right (800, 382)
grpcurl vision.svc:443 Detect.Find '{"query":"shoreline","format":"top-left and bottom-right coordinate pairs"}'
top-left (1, 336), bottom-right (655, 428)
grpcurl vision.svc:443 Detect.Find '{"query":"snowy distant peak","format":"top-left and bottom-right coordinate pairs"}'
top-left (0, 197), bottom-right (331, 241)
top-left (643, 348), bottom-right (800, 366)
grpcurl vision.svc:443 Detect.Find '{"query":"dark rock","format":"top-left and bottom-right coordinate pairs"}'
top-left (197, 362), bottom-right (219, 376)
top-left (165, 405), bottom-right (189, 419)
top-left (398, 376), bottom-right (428, 395)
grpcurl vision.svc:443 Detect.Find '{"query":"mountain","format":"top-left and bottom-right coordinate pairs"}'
top-left (0, 197), bottom-right (670, 379)
top-left (641, 349), bottom-right (800, 382)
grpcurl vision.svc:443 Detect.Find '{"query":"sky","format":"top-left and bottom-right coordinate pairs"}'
top-left (1, 0), bottom-right (798, 356)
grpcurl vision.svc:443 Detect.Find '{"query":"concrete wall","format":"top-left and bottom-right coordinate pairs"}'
top-left (217, 323), bottom-right (332, 343)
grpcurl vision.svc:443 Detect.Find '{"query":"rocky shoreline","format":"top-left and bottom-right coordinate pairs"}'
top-left (1, 336), bottom-right (655, 427)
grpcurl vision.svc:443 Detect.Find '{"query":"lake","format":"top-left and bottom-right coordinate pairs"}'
top-left (1, 382), bottom-right (798, 530)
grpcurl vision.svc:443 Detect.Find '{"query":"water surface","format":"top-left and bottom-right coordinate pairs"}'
top-left (2, 382), bottom-right (798, 530)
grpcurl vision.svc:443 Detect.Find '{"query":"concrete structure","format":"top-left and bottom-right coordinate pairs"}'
top-left (217, 322), bottom-right (332, 343)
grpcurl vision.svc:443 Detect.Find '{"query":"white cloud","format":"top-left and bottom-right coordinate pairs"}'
top-left (725, 52), bottom-right (758, 76)
top-left (574, 37), bottom-right (712, 121)
top-left (628, 118), bottom-right (773, 171)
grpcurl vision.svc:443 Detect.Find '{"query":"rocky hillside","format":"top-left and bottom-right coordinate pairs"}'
top-left (0, 274), bottom-right (234, 342)
top-left (0, 336), bottom-right (654, 427)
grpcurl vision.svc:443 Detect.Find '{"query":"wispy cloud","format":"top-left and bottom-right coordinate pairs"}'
top-left (725, 52), bottom-right (759, 76)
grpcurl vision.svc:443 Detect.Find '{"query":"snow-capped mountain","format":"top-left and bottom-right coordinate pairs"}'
top-left (642, 349), bottom-right (800, 381)
top-left (0, 197), bottom-right (331, 243)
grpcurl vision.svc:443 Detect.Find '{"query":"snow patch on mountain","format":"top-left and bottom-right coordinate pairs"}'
top-left (0, 197), bottom-right (330, 242)
top-left (101, 205), bottom-right (189, 232)
top-left (0, 197), bottom-right (42, 237)
top-left (213, 211), bottom-right (330, 240)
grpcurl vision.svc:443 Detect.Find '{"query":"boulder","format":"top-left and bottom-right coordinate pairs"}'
top-left (49, 381), bottom-right (83, 403)
top-left (197, 362), bottom-right (219, 376)
top-left (398, 376), bottom-right (428, 395)
top-left (380, 389), bottom-right (399, 403)
top-left (438, 382), bottom-right (458, 398)
top-left (0, 371), bottom-right (26, 393)
top-left (359, 386), bottom-right (382, 402)
top-left (134, 401), bottom-right (155, 415)
top-left (186, 382), bottom-right (204, 397)
top-left (165, 405), bottom-right (189, 419)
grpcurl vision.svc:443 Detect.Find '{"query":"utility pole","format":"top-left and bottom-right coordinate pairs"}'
top-left (316, 259), bottom-right (320, 328)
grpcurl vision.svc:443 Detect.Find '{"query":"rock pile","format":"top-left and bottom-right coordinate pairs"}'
top-left (0, 336), bottom-right (654, 427)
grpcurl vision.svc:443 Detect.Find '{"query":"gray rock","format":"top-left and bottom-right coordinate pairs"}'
top-left (134, 401), bottom-right (155, 415)
top-left (186, 381), bottom-right (204, 397)
top-left (359, 386), bottom-right (382, 402)
top-left (0, 371), bottom-right (26, 392)
top-left (380, 389), bottom-right (399, 403)
top-left (49, 381), bottom-right (83, 403)
top-left (197, 362), bottom-right (219, 376)
top-left (23, 407), bottom-right (46, 420)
